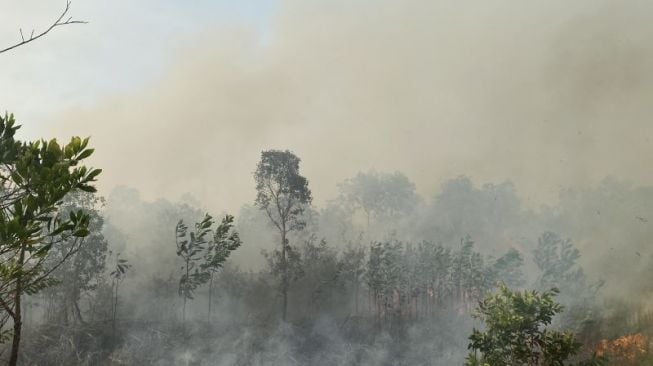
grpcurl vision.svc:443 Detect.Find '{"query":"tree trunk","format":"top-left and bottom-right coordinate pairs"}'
top-left (354, 281), bottom-right (359, 315)
top-left (208, 273), bottom-right (213, 323)
top-left (9, 295), bottom-right (21, 366)
top-left (73, 300), bottom-right (85, 324)
top-left (183, 257), bottom-right (189, 323)
top-left (281, 229), bottom-right (288, 322)
top-left (9, 248), bottom-right (25, 366)
top-left (112, 279), bottom-right (119, 341)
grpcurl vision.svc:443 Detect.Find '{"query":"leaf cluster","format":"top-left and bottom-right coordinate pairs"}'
top-left (176, 213), bottom-right (241, 300)
top-left (0, 113), bottom-right (101, 315)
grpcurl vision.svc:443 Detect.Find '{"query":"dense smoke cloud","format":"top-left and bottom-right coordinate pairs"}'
top-left (50, 0), bottom-right (653, 215)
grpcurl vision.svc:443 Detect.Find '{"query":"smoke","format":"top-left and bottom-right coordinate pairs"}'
top-left (46, 0), bottom-right (653, 215)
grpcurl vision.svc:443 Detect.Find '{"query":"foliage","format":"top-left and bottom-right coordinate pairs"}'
top-left (254, 149), bottom-right (312, 321)
top-left (202, 214), bottom-right (242, 275)
top-left (42, 192), bottom-right (109, 324)
top-left (533, 232), bottom-right (603, 333)
top-left (534, 232), bottom-right (584, 291)
top-left (491, 248), bottom-right (526, 288)
top-left (0, 113), bottom-right (101, 364)
top-left (254, 150), bottom-right (312, 233)
top-left (109, 252), bottom-right (130, 332)
top-left (176, 214), bottom-right (213, 303)
top-left (466, 285), bottom-right (604, 366)
top-left (337, 171), bottom-right (418, 233)
top-left (175, 213), bottom-right (241, 321)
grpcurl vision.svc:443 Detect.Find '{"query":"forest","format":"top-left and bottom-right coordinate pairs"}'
top-left (2, 113), bottom-right (653, 365)
top-left (3, 1), bottom-right (653, 365)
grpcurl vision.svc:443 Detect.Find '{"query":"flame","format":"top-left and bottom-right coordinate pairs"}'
top-left (596, 333), bottom-right (648, 365)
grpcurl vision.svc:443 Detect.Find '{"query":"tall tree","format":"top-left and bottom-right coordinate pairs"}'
top-left (0, 113), bottom-right (101, 366)
top-left (337, 171), bottom-right (418, 234)
top-left (254, 149), bottom-right (312, 321)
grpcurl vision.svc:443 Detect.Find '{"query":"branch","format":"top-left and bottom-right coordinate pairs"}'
top-left (0, 296), bottom-right (15, 320)
top-left (0, 1), bottom-right (87, 55)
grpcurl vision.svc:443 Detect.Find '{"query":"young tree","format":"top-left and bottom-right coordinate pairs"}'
top-left (175, 213), bottom-right (241, 322)
top-left (466, 285), bottom-right (604, 366)
top-left (254, 149), bottom-right (312, 321)
top-left (0, 113), bottom-right (101, 365)
top-left (175, 214), bottom-right (212, 322)
top-left (451, 237), bottom-right (488, 309)
top-left (339, 244), bottom-right (366, 315)
top-left (366, 241), bottom-right (404, 323)
top-left (109, 253), bottom-right (130, 336)
top-left (202, 215), bottom-right (241, 322)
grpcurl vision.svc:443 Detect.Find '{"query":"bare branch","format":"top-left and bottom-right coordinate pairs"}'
top-left (0, 1), bottom-right (87, 55)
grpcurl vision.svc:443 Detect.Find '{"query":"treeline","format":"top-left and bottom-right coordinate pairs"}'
top-left (2, 125), bottom-right (649, 364)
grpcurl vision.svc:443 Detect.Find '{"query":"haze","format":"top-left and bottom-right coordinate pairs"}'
top-left (3, 0), bottom-right (653, 213)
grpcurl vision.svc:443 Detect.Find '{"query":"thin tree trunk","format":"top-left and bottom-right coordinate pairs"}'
top-left (182, 296), bottom-right (187, 323)
top-left (354, 281), bottom-right (359, 315)
top-left (183, 257), bottom-right (189, 323)
top-left (112, 279), bottom-right (119, 341)
top-left (74, 300), bottom-right (85, 324)
top-left (9, 248), bottom-right (25, 366)
top-left (208, 273), bottom-right (213, 323)
top-left (281, 228), bottom-right (288, 322)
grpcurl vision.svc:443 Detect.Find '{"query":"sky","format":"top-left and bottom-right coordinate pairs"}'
top-left (2, 0), bottom-right (653, 214)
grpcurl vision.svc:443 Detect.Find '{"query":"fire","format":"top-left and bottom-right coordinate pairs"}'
top-left (596, 333), bottom-right (648, 365)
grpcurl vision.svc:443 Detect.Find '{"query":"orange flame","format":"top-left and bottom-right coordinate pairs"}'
top-left (596, 333), bottom-right (648, 365)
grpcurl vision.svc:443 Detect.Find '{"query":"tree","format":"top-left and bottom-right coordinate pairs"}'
top-left (0, 113), bottom-right (101, 365)
top-left (175, 214), bottom-right (212, 322)
top-left (533, 232), bottom-right (583, 291)
top-left (451, 237), bottom-right (489, 310)
top-left (366, 240), bottom-right (404, 323)
top-left (491, 248), bottom-right (525, 288)
top-left (337, 171), bottom-right (418, 234)
top-left (254, 149), bottom-right (312, 321)
top-left (202, 214), bottom-right (241, 322)
top-left (1, 1), bottom-right (86, 55)
top-left (533, 232), bottom-right (603, 334)
top-left (175, 213), bottom-right (241, 322)
top-left (339, 244), bottom-right (366, 315)
top-left (466, 285), bottom-right (604, 366)
top-left (42, 191), bottom-right (108, 325)
top-left (109, 252), bottom-right (130, 337)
